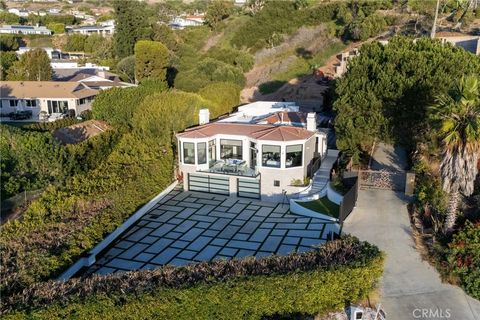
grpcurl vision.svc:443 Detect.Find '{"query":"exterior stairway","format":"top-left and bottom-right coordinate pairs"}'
top-left (307, 149), bottom-right (340, 196)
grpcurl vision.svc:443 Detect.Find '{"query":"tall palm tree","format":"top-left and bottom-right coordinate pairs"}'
top-left (430, 75), bottom-right (480, 232)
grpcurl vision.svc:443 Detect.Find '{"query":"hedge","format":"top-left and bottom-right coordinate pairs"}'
top-left (3, 236), bottom-right (384, 318)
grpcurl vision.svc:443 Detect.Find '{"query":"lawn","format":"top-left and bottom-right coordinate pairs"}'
top-left (297, 196), bottom-right (340, 218)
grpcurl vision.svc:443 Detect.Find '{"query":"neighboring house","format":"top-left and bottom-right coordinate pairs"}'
top-left (176, 102), bottom-right (328, 201)
top-left (170, 15), bottom-right (204, 29)
top-left (0, 25), bottom-right (52, 35)
top-left (68, 20), bottom-right (115, 36)
top-left (17, 47), bottom-right (62, 59)
top-left (53, 68), bottom-right (135, 90)
top-left (8, 8), bottom-right (29, 17)
top-left (0, 81), bottom-right (97, 119)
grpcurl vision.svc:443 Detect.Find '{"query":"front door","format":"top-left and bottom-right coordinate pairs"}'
top-left (250, 142), bottom-right (257, 170)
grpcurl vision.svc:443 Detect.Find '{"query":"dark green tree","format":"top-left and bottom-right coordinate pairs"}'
top-left (0, 35), bottom-right (20, 51)
top-left (134, 40), bottom-right (169, 83)
top-left (0, 51), bottom-right (17, 80)
top-left (151, 23), bottom-right (177, 51)
top-left (117, 55), bottom-right (135, 83)
top-left (333, 37), bottom-right (480, 161)
top-left (7, 48), bottom-right (52, 81)
top-left (205, 0), bottom-right (233, 29)
top-left (113, 0), bottom-right (150, 58)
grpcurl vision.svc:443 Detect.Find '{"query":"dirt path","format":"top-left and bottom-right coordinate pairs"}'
top-left (240, 34), bottom-right (389, 105)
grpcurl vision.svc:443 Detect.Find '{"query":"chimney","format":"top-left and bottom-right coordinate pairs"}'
top-left (306, 112), bottom-right (316, 132)
top-left (199, 109), bottom-right (210, 125)
top-left (98, 70), bottom-right (106, 79)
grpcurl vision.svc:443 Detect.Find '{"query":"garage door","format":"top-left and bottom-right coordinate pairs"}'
top-left (237, 178), bottom-right (260, 199)
top-left (188, 173), bottom-right (230, 195)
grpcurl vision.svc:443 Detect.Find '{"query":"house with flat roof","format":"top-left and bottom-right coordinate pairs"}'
top-left (0, 81), bottom-right (97, 119)
top-left (170, 15), bottom-right (204, 29)
top-left (0, 25), bottom-right (52, 35)
top-left (68, 20), bottom-right (115, 36)
top-left (176, 102), bottom-right (328, 201)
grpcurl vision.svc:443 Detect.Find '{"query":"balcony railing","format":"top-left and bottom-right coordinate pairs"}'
top-left (198, 159), bottom-right (259, 178)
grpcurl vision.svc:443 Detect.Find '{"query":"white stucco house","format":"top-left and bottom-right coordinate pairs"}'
top-left (176, 102), bottom-right (328, 201)
top-left (0, 81), bottom-right (97, 120)
top-left (68, 20), bottom-right (115, 37)
top-left (0, 24), bottom-right (52, 35)
top-left (170, 15), bottom-right (204, 29)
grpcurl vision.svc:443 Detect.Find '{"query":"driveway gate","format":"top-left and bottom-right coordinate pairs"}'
top-left (188, 173), bottom-right (230, 195)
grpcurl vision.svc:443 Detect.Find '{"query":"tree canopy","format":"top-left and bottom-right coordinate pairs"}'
top-left (7, 48), bottom-right (52, 81)
top-left (113, 0), bottom-right (150, 58)
top-left (333, 37), bottom-right (480, 160)
top-left (134, 40), bottom-right (169, 83)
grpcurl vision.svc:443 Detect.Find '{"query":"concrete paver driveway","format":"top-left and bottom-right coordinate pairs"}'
top-left (88, 188), bottom-right (337, 275)
top-left (343, 144), bottom-right (480, 320)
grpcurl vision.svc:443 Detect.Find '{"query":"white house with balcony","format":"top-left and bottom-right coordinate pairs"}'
top-left (176, 102), bottom-right (328, 201)
top-left (0, 81), bottom-right (97, 120)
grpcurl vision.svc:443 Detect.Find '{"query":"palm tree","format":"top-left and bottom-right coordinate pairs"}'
top-left (430, 75), bottom-right (480, 232)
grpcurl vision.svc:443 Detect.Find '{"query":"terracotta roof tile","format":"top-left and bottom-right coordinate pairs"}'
top-left (177, 122), bottom-right (314, 141)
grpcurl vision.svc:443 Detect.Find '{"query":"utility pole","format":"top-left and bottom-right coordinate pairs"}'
top-left (431, 0), bottom-right (441, 39)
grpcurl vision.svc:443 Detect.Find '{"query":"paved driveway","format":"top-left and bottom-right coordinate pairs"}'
top-left (343, 144), bottom-right (480, 320)
top-left (88, 188), bottom-right (337, 275)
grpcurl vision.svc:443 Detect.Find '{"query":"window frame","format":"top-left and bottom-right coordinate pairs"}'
top-left (262, 144), bottom-right (281, 168)
top-left (197, 142), bottom-right (207, 165)
top-left (182, 142), bottom-right (195, 164)
top-left (285, 144), bottom-right (303, 168)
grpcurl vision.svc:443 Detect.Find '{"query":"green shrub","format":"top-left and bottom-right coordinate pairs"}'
top-left (134, 40), bottom-right (170, 82)
top-left (3, 236), bottom-right (383, 317)
top-left (175, 58), bottom-right (245, 92)
top-left (206, 46), bottom-right (254, 72)
top-left (334, 37), bottom-right (480, 159)
top-left (198, 82), bottom-right (241, 118)
top-left (343, 14), bottom-right (387, 41)
top-left (447, 221), bottom-right (480, 299)
top-left (47, 23), bottom-right (65, 34)
top-left (92, 83), bottom-right (167, 128)
top-left (0, 35), bottom-right (20, 51)
top-left (0, 126), bottom-right (70, 199)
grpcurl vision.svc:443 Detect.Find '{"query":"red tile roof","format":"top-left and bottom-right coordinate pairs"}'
top-left (262, 111), bottom-right (307, 125)
top-left (177, 122), bottom-right (314, 141)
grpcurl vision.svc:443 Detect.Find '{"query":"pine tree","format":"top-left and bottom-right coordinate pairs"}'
top-left (113, 0), bottom-right (149, 59)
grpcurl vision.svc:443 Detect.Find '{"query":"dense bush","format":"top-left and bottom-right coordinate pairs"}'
top-left (0, 51), bottom-right (17, 80)
top-left (174, 57), bottom-right (245, 92)
top-left (198, 81), bottom-right (241, 118)
top-left (3, 236), bottom-right (383, 317)
top-left (0, 35), bottom-right (20, 51)
top-left (447, 221), bottom-right (480, 299)
top-left (334, 37), bottom-right (480, 160)
top-left (206, 46), bottom-right (254, 72)
top-left (0, 126), bottom-right (70, 199)
top-left (343, 14), bottom-right (387, 41)
top-left (92, 82), bottom-right (167, 128)
top-left (46, 23), bottom-right (65, 34)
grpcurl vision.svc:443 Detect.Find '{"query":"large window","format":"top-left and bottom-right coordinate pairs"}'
top-left (220, 139), bottom-right (242, 160)
top-left (262, 145), bottom-right (281, 168)
top-left (9, 100), bottom-right (18, 107)
top-left (47, 100), bottom-right (68, 114)
top-left (197, 142), bottom-right (206, 164)
top-left (286, 144), bottom-right (303, 168)
top-left (183, 142), bottom-right (195, 164)
top-left (25, 99), bottom-right (37, 108)
top-left (208, 140), bottom-right (216, 162)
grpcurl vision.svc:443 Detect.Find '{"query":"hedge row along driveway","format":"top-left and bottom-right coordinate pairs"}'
top-left (3, 236), bottom-right (383, 319)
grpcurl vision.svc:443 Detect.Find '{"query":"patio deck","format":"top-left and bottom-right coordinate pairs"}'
top-left (87, 188), bottom-right (337, 275)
